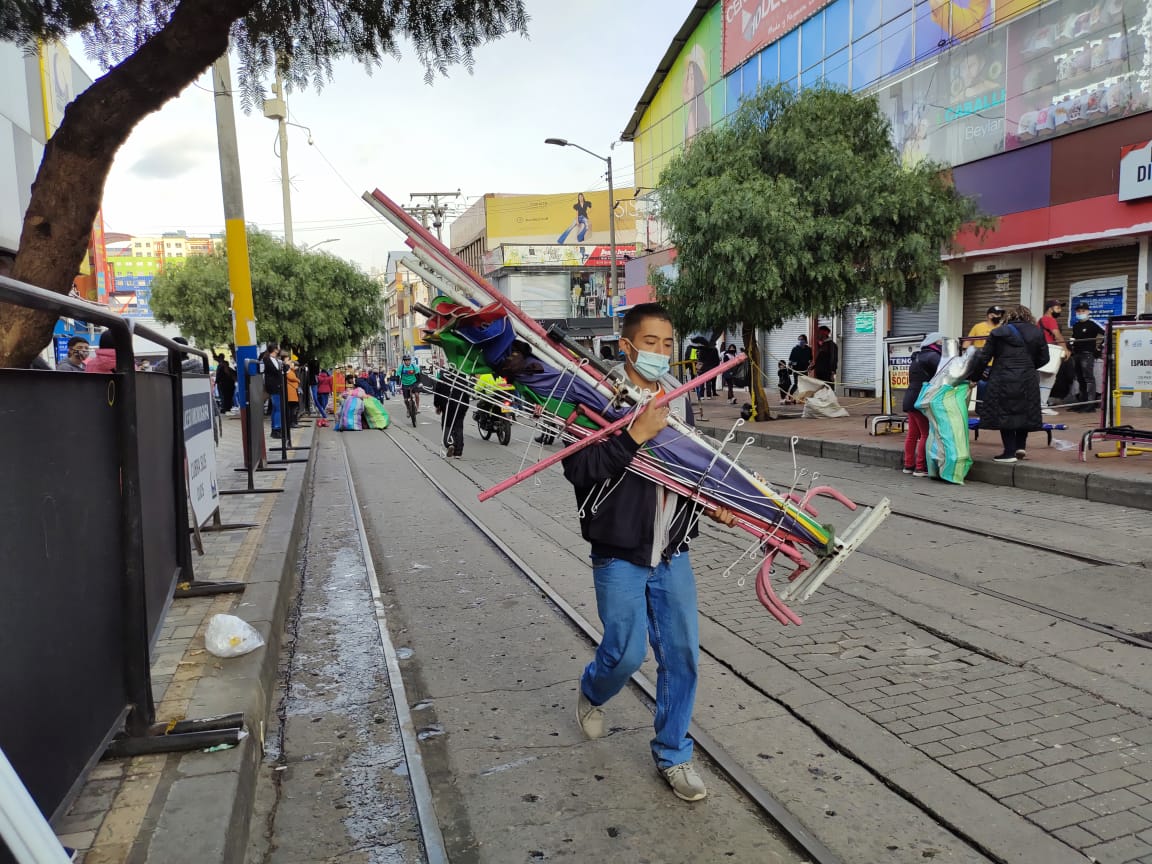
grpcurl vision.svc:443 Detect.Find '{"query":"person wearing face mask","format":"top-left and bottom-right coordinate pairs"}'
top-left (967, 306), bottom-right (1004, 349)
top-left (1069, 302), bottom-right (1105, 412)
top-left (56, 337), bottom-right (90, 372)
top-left (562, 303), bottom-right (736, 804)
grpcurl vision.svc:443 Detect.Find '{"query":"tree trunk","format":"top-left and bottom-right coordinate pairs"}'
top-left (0, 0), bottom-right (256, 368)
top-left (743, 324), bottom-right (772, 421)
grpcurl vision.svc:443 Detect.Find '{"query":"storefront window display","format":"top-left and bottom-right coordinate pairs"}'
top-left (570, 272), bottom-right (610, 318)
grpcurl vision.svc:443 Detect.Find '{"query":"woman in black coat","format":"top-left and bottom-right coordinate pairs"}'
top-left (968, 304), bottom-right (1048, 463)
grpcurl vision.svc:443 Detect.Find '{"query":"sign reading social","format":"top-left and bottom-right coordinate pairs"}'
top-left (1119, 140), bottom-right (1152, 203)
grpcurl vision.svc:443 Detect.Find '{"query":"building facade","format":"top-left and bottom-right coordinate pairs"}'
top-left (449, 192), bottom-right (639, 345)
top-left (623, 0), bottom-right (1152, 395)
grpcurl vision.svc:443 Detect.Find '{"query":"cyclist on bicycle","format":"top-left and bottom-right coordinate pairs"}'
top-left (399, 355), bottom-right (423, 412)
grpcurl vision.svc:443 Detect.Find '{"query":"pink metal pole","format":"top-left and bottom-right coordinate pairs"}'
top-left (476, 352), bottom-right (748, 502)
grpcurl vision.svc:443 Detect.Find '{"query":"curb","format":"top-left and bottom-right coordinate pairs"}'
top-left (142, 432), bottom-right (316, 864)
top-left (697, 424), bottom-right (1152, 512)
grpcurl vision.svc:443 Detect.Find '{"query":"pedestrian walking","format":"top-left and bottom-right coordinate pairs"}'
top-left (777, 360), bottom-right (792, 402)
top-left (316, 369), bottom-right (332, 416)
top-left (812, 326), bottom-right (838, 385)
top-left (787, 334), bottom-right (812, 400)
top-left (433, 369), bottom-right (469, 458)
top-left (262, 344), bottom-right (283, 438)
top-left (563, 303), bottom-right (737, 803)
top-left (722, 343), bottom-right (739, 403)
top-left (85, 330), bottom-right (118, 373)
top-left (967, 305), bottom-right (1047, 463)
top-left (699, 340), bottom-right (721, 398)
top-left (56, 337), bottom-right (90, 372)
top-left (902, 332), bottom-right (942, 477)
top-left (286, 362), bottom-right (302, 428)
top-left (215, 354), bottom-right (237, 414)
top-left (1069, 302), bottom-right (1105, 412)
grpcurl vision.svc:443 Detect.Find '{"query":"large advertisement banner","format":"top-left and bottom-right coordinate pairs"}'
top-left (485, 192), bottom-right (637, 247)
top-left (722, 0), bottom-right (833, 74)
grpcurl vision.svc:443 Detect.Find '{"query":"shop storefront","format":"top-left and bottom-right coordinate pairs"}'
top-left (962, 270), bottom-right (1023, 333)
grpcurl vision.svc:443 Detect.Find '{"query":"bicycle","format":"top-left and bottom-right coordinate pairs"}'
top-left (403, 384), bottom-right (419, 427)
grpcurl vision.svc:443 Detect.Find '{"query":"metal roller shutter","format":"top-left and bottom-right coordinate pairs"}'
top-left (963, 270), bottom-right (1021, 335)
top-left (761, 316), bottom-right (810, 368)
top-left (891, 292), bottom-right (940, 337)
top-left (1044, 245), bottom-right (1140, 341)
top-left (840, 302), bottom-right (877, 393)
top-left (723, 328), bottom-right (745, 351)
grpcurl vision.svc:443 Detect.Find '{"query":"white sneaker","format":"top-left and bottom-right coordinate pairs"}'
top-left (576, 692), bottom-right (605, 739)
top-left (661, 762), bottom-right (707, 801)
top-left (1042, 408), bottom-right (1058, 416)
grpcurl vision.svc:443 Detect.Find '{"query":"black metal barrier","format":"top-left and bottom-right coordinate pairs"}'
top-left (223, 360), bottom-right (288, 494)
top-left (0, 276), bottom-right (244, 842)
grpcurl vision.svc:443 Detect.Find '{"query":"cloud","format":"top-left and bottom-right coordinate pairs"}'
top-left (130, 132), bottom-right (215, 180)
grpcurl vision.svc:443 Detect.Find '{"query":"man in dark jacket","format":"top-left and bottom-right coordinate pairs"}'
top-left (262, 344), bottom-right (283, 438)
top-left (968, 305), bottom-right (1048, 463)
top-left (813, 326), bottom-right (838, 384)
top-left (562, 303), bottom-right (735, 804)
top-left (787, 334), bottom-right (812, 398)
top-left (1069, 302), bottom-right (1105, 411)
top-left (902, 333), bottom-right (943, 477)
top-left (432, 368), bottom-right (470, 458)
top-left (215, 355), bottom-right (237, 413)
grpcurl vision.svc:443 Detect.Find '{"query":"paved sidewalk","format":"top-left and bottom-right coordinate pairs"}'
top-left (692, 392), bottom-right (1152, 509)
top-left (53, 414), bottom-right (313, 864)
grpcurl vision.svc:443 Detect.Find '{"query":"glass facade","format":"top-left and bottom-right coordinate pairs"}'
top-left (632, 0), bottom-right (1151, 188)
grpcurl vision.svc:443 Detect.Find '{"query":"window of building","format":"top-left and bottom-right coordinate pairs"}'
top-left (883, 0), bottom-right (913, 24)
top-left (852, 27), bottom-right (883, 89)
top-left (826, 0), bottom-right (851, 52)
top-left (826, 47), bottom-right (851, 88)
top-left (779, 29), bottom-right (800, 83)
top-left (854, 0), bottom-right (882, 41)
top-left (881, 11), bottom-right (914, 77)
top-left (759, 42), bottom-right (779, 86)
top-left (741, 52), bottom-right (760, 98)
top-left (802, 12), bottom-right (825, 71)
top-left (801, 63), bottom-right (825, 88)
top-left (727, 67), bottom-right (743, 113)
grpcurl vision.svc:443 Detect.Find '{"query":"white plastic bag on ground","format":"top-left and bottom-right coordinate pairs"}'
top-left (802, 386), bottom-right (849, 419)
top-left (205, 614), bottom-right (265, 658)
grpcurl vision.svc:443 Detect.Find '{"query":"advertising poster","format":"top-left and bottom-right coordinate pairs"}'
top-left (485, 192), bottom-right (638, 247)
top-left (1004, 0), bottom-right (1149, 153)
top-left (635, 5), bottom-right (722, 189)
top-left (183, 377), bottom-right (219, 527)
top-left (916, 0), bottom-right (996, 63)
top-left (498, 244), bottom-right (637, 268)
top-left (885, 337), bottom-right (922, 413)
top-left (930, 27), bottom-right (1008, 165)
top-left (1116, 328), bottom-right (1152, 391)
top-left (723, 0), bottom-right (833, 73)
top-left (1069, 277), bottom-right (1126, 326)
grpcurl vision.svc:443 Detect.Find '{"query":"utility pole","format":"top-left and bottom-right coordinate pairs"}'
top-left (263, 69), bottom-right (293, 246)
top-left (213, 52), bottom-right (259, 459)
top-left (407, 191), bottom-right (460, 242)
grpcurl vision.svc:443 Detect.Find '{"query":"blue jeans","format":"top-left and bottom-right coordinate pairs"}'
top-left (581, 554), bottom-right (699, 769)
top-left (270, 393), bottom-right (282, 431)
top-left (309, 385), bottom-right (319, 413)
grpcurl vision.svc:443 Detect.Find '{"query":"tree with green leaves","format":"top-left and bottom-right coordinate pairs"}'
top-left (0, 0), bottom-right (527, 368)
top-left (150, 231), bottom-right (382, 365)
top-left (654, 84), bottom-right (990, 419)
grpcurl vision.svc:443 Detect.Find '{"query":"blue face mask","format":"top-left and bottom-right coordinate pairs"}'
top-left (625, 340), bottom-right (670, 382)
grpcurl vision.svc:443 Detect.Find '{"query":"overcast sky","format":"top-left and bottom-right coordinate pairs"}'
top-left (70, 0), bottom-right (683, 273)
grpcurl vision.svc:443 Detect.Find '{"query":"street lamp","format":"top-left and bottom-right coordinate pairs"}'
top-left (300, 238), bottom-right (339, 252)
top-left (545, 137), bottom-right (618, 331)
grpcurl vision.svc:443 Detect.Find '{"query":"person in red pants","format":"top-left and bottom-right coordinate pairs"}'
top-left (902, 333), bottom-right (942, 477)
